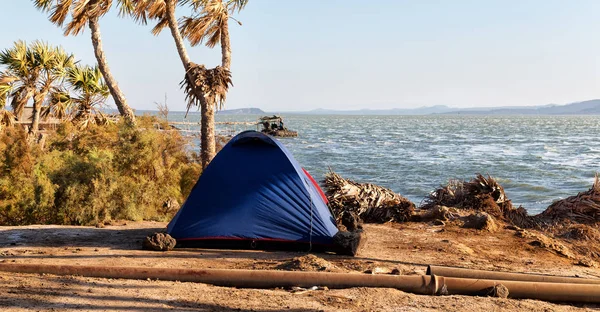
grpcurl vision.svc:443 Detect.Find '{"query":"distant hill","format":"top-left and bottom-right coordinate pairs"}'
top-left (301, 105), bottom-right (456, 115)
top-left (217, 108), bottom-right (265, 115)
top-left (288, 99), bottom-right (600, 115)
top-left (443, 99), bottom-right (600, 115)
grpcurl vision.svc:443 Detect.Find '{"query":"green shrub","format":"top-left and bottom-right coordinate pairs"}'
top-left (0, 117), bottom-right (201, 225)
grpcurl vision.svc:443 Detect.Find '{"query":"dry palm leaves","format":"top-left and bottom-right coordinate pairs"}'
top-left (181, 62), bottom-right (232, 114)
top-left (540, 174), bottom-right (600, 224)
top-left (324, 170), bottom-right (415, 223)
top-left (422, 174), bottom-right (513, 218)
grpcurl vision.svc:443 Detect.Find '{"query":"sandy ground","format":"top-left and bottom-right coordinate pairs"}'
top-left (1, 221), bottom-right (599, 311)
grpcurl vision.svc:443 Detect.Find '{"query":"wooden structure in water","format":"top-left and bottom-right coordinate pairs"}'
top-left (166, 115), bottom-right (298, 138)
top-left (258, 116), bottom-right (298, 137)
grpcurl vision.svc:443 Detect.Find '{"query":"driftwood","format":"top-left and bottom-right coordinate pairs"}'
top-left (540, 174), bottom-right (600, 224)
top-left (324, 170), bottom-right (415, 223)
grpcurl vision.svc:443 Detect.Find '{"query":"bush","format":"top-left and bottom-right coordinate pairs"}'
top-left (0, 117), bottom-right (201, 225)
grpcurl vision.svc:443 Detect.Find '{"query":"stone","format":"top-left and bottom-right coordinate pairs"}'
top-left (333, 230), bottom-right (367, 256)
top-left (142, 232), bottom-right (176, 251)
top-left (462, 212), bottom-right (498, 232)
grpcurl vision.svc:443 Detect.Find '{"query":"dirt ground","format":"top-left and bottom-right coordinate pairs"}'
top-left (1, 221), bottom-right (599, 311)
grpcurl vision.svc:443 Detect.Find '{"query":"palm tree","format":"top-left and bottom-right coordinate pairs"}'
top-left (29, 42), bottom-right (75, 134)
top-left (0, 40), bottom-right (75, 134)
top-left (0, 40), bottom-right (38, 121)
top-left (33, 0), bottom-right (136, 125)
top-left (122, 0), bottom-right (243, 168)
top-left (179, 0), bottom-right (245, 166)
top-left (44, 64), bottom-right (111, 128)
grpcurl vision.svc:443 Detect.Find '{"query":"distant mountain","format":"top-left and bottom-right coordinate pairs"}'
top-left (442, 99), bottom-right (600, 115)
top-left (216, 107), bottom-right (265, 115)
top-left (287, 99), bottom-right (600, 115)
top-left (299, 105), bottom-right (456, 115)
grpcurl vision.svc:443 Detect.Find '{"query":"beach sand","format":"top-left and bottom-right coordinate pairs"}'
top-left (0, 221), bottom-right (598, 311)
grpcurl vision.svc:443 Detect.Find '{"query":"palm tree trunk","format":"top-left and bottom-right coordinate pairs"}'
top-left (165, 0), bottom-right (191, 70)
top-left (88, 16), bottom-right (136, 125)
top-left (165, 0), bottom-right (214, 169)
top-left (12, 88), bottom-right (34, 121)
top-left (200, 102), bottom-right (216, 168)
top-left (29, 91), bottom-right (45, 135)
top-left (221, 15), bottom-right (232, 70)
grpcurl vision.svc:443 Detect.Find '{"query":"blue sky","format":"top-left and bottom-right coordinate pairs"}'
top-left (1, 0), bottom-right (599, 111)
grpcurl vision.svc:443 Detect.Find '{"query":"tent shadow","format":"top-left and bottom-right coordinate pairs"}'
top-left (0, 227), bottom-right (428, 269)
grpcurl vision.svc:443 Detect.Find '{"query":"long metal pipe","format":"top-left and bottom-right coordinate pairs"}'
top-left (428, 265), bottom-right (600, 285)
top-left (1, 263), bottom-right (600, 303)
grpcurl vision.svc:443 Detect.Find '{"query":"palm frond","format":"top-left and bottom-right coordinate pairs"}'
top-left (179, 0), bottom-right (227, 47)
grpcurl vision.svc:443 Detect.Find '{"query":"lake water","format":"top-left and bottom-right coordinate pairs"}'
top-left (169, 113), bottom-right (600, 214)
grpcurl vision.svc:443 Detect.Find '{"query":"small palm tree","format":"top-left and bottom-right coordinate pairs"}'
top-left (0, 40), bottom-right (75, 134)
top-left (30, 41), bottom-right (75, 133)
top-left (45, 65), bottom-right (111, 128)
top-left (33, 0), bottom-right (136, 125)
top-left (0, 40), bottom-right (38, 121)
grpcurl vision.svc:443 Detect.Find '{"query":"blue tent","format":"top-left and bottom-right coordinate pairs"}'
top-left (167, 130), bottom-right (338, 250)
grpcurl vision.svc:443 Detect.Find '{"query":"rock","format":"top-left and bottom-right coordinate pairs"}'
top-left (482, 284), bottom-right (509, 298)
top-left (462, 212), bottom-right (498, 232)
top-left (340, 211), bottom-right (362, 231)
top-left (333, 230), bottom-right (367, 256)
top-left (142, 232), bottom-right (176, 251)
top-left (390, 268), bottom-right (401, 275)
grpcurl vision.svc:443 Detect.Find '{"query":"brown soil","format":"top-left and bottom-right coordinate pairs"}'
top-left (1, 221), bottom-right (599, 311)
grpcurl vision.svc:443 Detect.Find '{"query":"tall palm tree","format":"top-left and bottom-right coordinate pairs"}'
top-left (45, 64), bottom-right (111, 128)
top-left (179, 0), bottom-right (245, 166)
top-left (0, 40), bottom-right (74, 134)
top-left (33, 0), bottom-right (136, 125)
top-left (122, 0), bottom-right (243, 168)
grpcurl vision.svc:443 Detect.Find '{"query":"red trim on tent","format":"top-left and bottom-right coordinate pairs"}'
top-left (302, 168), bottom-right (329, 204)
